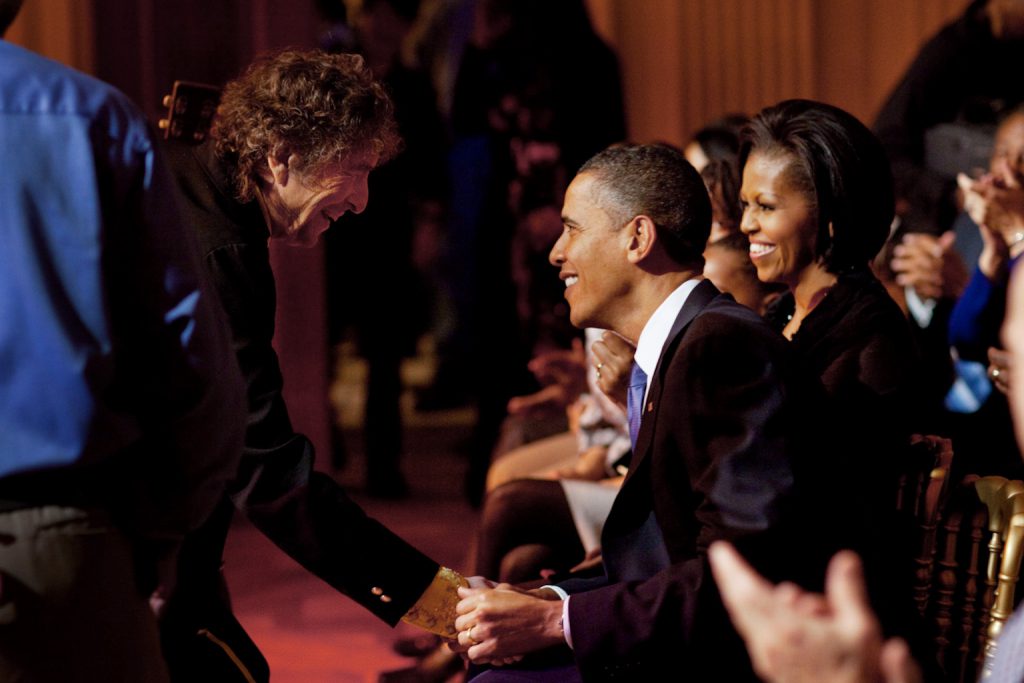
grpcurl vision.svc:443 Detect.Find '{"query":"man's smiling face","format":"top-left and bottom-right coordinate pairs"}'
top-left (549, 172), bottom-right (634, 331)
top-left (264, 148), bottom-right (379, 247)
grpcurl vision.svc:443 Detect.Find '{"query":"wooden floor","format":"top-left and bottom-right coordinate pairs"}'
top-left (224, 346), bottom-right (480, 682)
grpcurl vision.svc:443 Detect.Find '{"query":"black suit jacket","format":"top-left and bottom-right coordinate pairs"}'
top-left (160, 141), bottom-right (439, 658)
top-left (560, 280), bottom-right (845, 681)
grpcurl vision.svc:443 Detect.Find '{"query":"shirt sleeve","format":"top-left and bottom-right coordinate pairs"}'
top-left (107, 123), bottom-right (246, 543)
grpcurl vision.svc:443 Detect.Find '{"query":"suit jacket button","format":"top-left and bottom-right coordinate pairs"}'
top-left (380, 594), bottom-right (392, 603)
top-left (646, 401), bottom-right (654, 413)
top-left (371, 586), bottom-right (384, 596)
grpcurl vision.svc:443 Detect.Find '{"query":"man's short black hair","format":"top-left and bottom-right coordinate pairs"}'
top-left (579, 143), bottom-right (712, 269)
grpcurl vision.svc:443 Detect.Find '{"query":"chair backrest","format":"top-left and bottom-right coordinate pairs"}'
top-left (978, 480), bottom-right (1024, 680)
top-left (897, 434), bottom-right (955, 619)
top-left (921, 474), bottom-right (1024, 683)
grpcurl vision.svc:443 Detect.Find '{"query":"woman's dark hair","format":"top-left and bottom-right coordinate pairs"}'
top-left (701, 158), bottom-right (742, 233)
top-left (739, 99), bottom-right (895, 273)
top-left (690, 116), bottom-right (746, 165)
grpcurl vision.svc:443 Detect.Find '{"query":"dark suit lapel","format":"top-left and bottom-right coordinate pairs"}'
top-left (627, 279), bottom-right (720, 478)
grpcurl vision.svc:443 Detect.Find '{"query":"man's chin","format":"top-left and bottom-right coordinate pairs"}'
top-left (569, 310), bottom-right (595, 331)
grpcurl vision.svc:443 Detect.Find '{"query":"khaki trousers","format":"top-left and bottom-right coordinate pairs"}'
top-left (0, 505), bottom-right (170, 682)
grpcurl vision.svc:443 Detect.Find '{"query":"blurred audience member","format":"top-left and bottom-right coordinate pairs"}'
top-left (945, 105), bottom-right (1024, 477)
top-left (710, 544), bottom-right (923, 683)
top-left (428, 0), bottom-right (627, 505)
top-left (317, 0), bottom-right (357, 53)
top-left (683, 114), bottom-right (748, 174)
top-left (874, 0), bottom-right (1024, 237)
top-left (477, 329), bottom-right (632, 585)
top-left (0, 2), bottom-right (245, 679)
top-left (322, 0), bottom-right (448, 498)
top-left (704, 233), bottom-right (785, 316)
top-left (884, 106), bottom-right (1024, 478)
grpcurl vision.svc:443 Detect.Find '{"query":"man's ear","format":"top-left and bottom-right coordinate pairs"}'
top-left (626, 215), bottom-right (658, 264)
top-left (265, 151), bottom-right (298, 187)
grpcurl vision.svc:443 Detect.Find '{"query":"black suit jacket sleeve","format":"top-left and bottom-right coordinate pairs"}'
top-left (208, 242), bottom-right (438, 623)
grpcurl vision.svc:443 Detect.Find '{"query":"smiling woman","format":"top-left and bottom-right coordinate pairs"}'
top-left (739, 150), bottom-right (820, 304)
top-left (739, 99), bottom-right (895, 339)
top-left (737, 98), bottom-right (923, 506)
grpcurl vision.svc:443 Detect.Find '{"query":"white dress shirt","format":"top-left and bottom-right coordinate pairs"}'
top-left (551, 277), bottom-right (703, 648)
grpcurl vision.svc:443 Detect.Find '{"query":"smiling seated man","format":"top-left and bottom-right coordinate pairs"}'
top-left (449, 143), bottom-right (891, 681)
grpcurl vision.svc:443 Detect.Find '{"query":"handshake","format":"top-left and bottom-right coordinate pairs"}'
top-left (401, 567), bottom-right (566, 665)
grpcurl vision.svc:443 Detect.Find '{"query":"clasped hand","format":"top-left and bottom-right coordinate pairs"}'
top-left (449, 582), bottom-right (565, 666)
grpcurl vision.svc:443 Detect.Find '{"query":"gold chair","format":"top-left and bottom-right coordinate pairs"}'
top-left (896, 434), bottom-right (955, 619)
top-left (977, 478), bottom-right (1024, 680)
top-left (925, 475), bottom-right (1024, 682)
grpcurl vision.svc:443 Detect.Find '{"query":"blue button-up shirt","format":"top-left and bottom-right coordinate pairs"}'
top-left (0, 39), bottom-right (244, 538)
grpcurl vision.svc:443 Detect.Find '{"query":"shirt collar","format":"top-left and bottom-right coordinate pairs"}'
top-left (634, 278), bottom-right (702, 381)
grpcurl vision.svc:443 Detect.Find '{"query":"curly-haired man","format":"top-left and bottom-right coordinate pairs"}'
top-left (160, 49), bottom-right (458, 682)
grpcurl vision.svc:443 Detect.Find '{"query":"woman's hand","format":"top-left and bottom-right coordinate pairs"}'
top-left (590, 331), bottom-right (635, 409)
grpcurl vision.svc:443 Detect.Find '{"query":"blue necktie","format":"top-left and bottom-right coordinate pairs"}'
top-left (627, 363), bottom-right (647, 450)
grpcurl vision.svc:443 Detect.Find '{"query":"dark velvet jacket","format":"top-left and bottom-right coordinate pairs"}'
top-left (161, 141), bottom-right (438, 649)
top-left (764, 268), bottom-right (923, 491)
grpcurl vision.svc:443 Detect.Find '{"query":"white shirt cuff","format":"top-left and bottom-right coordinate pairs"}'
top-left (904, 285), bottom-right (936, 327)
top-left (542, 584), bottom-right (573, 649)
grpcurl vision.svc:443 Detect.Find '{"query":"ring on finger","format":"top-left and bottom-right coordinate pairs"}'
top-left (467, 625), bottom-right (479, 645)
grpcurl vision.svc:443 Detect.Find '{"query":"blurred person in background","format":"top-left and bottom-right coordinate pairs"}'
top-left (321, 0), bottom-right (448, 499)
top-left (0, 1), bottom-right (245, 679)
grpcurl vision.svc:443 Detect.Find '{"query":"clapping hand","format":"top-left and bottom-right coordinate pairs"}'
top-left (507, 338), bottom-right (587, 415)
top-left (708, 542), bottom-right (921, 683)
top-left (958, 168), bottom-right (1024, 280)
top-left (890, 231), bottom-right (966, 301)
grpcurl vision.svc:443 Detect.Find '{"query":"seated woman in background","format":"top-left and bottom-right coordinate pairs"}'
top-left (476, 328), bottom-right (633, 585)
top-left (878, 106), bottom-right (1024, 481)
top-left (683, 114), bottom-right (748, 173)
top-left (704, 232), bottom-right (785, 316)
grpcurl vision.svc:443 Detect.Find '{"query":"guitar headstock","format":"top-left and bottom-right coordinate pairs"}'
top-left (158, 80), bottom-right (221, 144)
